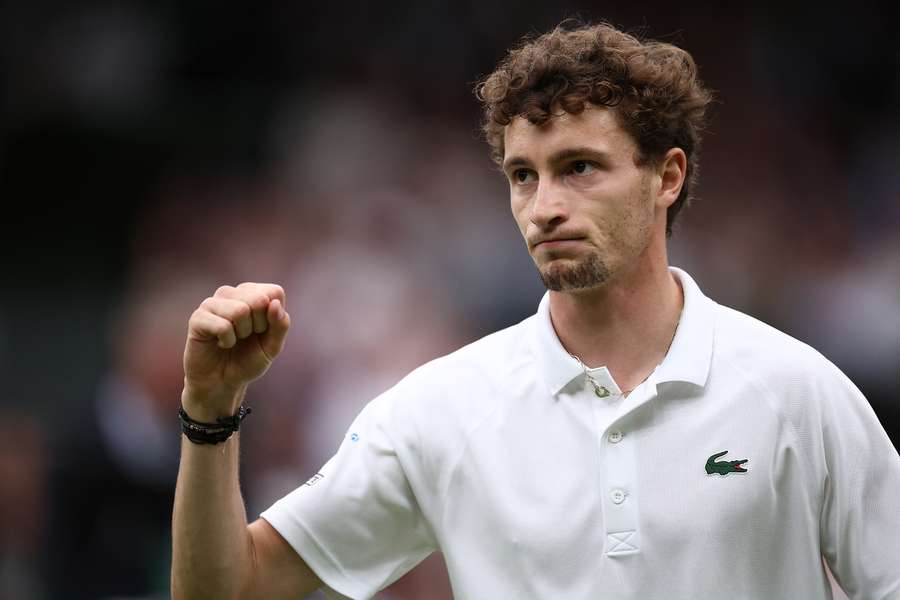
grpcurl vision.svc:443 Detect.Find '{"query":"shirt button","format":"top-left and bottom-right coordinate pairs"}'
top-left (611, 489), bottom-right (627, 504)
top-left (608, 430), bottom-right (623, 443)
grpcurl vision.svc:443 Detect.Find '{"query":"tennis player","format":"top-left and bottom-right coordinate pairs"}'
top-left (171, 21), bottom-right (900, 600)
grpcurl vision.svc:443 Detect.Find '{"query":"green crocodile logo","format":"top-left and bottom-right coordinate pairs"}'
top-left (705, 450), bottom-right (748, 475)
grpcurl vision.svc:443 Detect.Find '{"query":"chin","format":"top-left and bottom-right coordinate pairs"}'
top-left (537, 254), bottom-right (611, 292)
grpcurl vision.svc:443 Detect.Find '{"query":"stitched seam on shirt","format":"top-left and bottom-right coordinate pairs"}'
top-left (718, 354), bottom-right (822, 498)
top-left (381, 409), bottom-right (441, 555)
top-left (607, 531), bottom-right (636, 552)
top-left (431, 323), bottom-right (535, 527)
top-left (876, 575), bottom-right (900, 599)
top-left (436, 366), bottom-right (510, 529)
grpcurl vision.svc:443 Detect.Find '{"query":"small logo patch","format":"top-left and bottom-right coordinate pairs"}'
top-left (350, 433), bottom-right (359, 442)
top-left (304, 472), bottom-right (324, 486)
top-left (705, 450), bottom-right (748, 475)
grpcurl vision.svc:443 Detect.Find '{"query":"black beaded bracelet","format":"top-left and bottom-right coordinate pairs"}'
top-left (178, 405), bottom-right (252, 445)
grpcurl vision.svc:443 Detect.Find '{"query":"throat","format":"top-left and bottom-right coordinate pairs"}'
top-left (549, 269), bottom-right (684, 394)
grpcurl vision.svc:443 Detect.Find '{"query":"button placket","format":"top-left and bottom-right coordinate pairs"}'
top-left (600, 385), bottom-right (658, 556)
top-left (590, 381), bottom-right (650, 556)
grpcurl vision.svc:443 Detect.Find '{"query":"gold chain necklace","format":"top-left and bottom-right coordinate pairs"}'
top-left (569, 353), bottom-right (613, 397)
top-left (569, 319), bottom-right (680, 398)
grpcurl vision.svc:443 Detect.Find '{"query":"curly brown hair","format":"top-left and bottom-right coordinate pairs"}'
top-left (476, 21), bottom-right (713, 236)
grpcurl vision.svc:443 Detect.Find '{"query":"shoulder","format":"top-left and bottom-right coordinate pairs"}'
top-left (713, 302), bottom-right (845, 382)
top-left (389, 313), bottom-right (535, 401)
top-left (706, 301), bottom-right (881, 484)
top-left (358, 315), bottom-right (536, 485)
top-left (710, 301), bottom-right (864, 424)
top-left (371, 314), bottom-right (536, 443)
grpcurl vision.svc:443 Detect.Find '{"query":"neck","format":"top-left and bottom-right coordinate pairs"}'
top-left (548, 254), bottom-right (683, 394)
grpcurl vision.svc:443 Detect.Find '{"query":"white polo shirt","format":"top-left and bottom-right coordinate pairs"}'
top-left (261, 267), bottom-right (900, 600)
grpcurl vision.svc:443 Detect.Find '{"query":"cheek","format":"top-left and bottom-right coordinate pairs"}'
top-left (591, 187), bottom-right (651, 240)
top-left (510, 194), bottom-right (530, 233)
top-left (613, 187), bottom-right (656, 243)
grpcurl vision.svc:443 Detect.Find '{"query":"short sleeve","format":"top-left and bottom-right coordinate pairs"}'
top-left (819, 371), bottom-right (900, 599)
top-left (260, 390), bottom-right (437, 600)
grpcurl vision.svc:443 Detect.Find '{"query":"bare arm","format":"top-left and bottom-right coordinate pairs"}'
top-left (172, 428), bottom-right (321, 599)
top-left (171, 283), bottom-right (322, 600)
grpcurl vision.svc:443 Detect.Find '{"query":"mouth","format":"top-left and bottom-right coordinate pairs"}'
top-left (532, 237), bottom-right (586, 250)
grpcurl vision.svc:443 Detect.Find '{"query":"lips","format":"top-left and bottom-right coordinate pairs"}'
top-left (532, 237), bottom-right (585, 249)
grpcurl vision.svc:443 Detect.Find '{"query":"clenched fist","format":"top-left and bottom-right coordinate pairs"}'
top-left (181, 282), bottom-right (291, 421)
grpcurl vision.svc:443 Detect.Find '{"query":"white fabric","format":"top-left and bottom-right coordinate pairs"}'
top-left (261, 267), bottom-right (900, 600)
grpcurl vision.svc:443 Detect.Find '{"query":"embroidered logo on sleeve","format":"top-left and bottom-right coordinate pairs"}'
top-left (304, 472), bottom-right (324, 486)
top-left (705, 450), bottom-right (748, 475)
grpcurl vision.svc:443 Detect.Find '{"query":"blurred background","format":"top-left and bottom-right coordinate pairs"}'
top-left (1, 1), bottom-right (897, 598)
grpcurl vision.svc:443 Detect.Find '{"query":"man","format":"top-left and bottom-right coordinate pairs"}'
top-left (171, 22), bottom-right (900, 600)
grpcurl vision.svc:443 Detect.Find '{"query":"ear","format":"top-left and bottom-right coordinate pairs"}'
top-left (655, 148), bottom-right (687, 209)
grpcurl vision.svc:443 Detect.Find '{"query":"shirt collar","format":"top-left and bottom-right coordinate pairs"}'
top-left (531, 266), bottom-right (716, 397)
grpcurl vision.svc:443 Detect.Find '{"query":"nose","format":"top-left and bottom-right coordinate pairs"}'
top-left (529, 179), bottom-right (568, 230)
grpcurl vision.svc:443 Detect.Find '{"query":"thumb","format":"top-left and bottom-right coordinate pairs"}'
top-left (260, 298), bottom-right (291, 360)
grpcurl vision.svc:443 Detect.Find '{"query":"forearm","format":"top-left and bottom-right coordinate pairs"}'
top-left (171, 432), bottom-right (253, 600)
top-left (173, 283), bottom-right (298, 598)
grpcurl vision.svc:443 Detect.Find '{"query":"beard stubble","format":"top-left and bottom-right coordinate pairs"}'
top-left (537, 250), bottom-right (611, 292)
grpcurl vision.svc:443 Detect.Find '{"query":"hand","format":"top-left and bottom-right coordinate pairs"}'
top-left (181, 283), bottom-right (291, 419)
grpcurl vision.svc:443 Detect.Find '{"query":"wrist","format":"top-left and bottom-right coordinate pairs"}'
top-left (181, 383), bottom-right (246, 423)
top-left (178, 404), bottom-right (251, 445)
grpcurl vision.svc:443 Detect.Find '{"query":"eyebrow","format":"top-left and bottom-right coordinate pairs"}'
top-left (502, 146), bottom-right (613, 172)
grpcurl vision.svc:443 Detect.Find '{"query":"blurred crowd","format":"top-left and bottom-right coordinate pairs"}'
top-left (1, 1), bottom-right (897, 599)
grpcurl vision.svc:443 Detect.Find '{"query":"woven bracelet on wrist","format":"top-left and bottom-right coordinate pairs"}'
top-left (178, 405), bottom-right (252, 445)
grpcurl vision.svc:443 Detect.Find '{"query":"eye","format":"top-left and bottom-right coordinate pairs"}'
top-left (513, 169), bottom-right (536, 184)
top-left (570, 160), bottom-right (596, 175)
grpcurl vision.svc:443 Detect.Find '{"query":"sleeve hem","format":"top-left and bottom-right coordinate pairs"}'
top-left (259, 510), bottom-right (373, 600)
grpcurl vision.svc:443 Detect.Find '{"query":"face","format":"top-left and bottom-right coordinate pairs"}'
top-left (503, 106), bottom-right (670, 292)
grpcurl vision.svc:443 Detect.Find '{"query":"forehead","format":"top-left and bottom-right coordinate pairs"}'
top-left (502, 106), bottom-right (637, 165)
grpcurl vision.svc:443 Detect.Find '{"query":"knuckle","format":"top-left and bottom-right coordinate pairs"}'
top-left (234, 303), bottom-right (252, 321)
top-left (250, 294), bottom-right (270, 309)
top-left (215, 285), bottom-right (234, 297)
